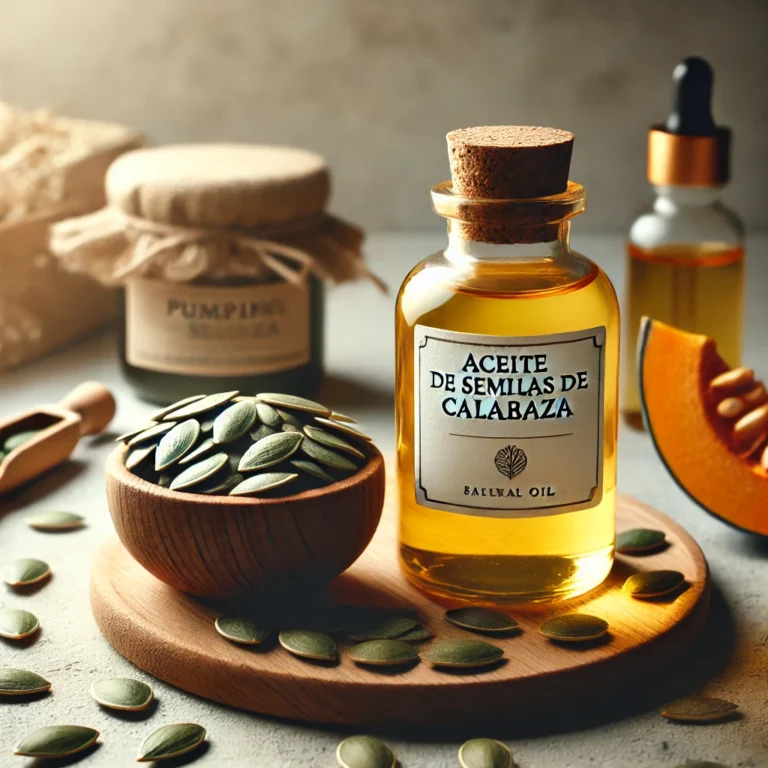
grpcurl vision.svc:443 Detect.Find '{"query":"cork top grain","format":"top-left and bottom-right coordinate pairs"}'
top-left (447, 126), bottom-right (574, 199)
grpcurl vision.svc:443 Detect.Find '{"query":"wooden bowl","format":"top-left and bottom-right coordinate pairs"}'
top-left (105, 445), bottom-right (385, 599)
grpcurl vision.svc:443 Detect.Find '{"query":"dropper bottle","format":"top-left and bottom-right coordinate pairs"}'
top-left (623, 56), bottom-right (744, 427)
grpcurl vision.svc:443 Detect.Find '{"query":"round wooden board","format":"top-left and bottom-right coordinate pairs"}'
top-left (91, 482), bottom-right (709, 727)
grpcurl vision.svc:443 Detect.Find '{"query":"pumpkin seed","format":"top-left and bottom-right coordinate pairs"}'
top-left (158, 474), bottom-right (172, 488)
top-left (155, 419), bottom-right (201, 471)
top-left (127, 421), bottom-right (175, 447)
top-left (137, 723), bottom-right (206, 762)
top-left (178, 437), bottom-right (216, 465)
top-left (336, 735), bottom-right (395, 768)
top-left (150, 394), bottom-right (207, 421)
top-left (126, 443), bottom-right (156, 470)
top-left (348, 639), bottom-right (419, 667)
top-left (91, 678), bottom-right (154, 711)
top-left (304, 426), bottom-right (366, 459)
top-left (4, 430), bottom-right (42, 452)
top-left (4, 557), bottom-right (51, 587)
top-left (459, 738), bottom-right (514, 768)
top-left (250, 423), bottom-right (277, 441)
top-left (623, 570), bottom-right (685, 599)
top-left (213, 400), bottom-right (258, 444)
top-left (198, 471), bottom-right (244, 495)
top-left (349, 615), bottom-right (419, 642)
top-left (314, 416), bottom-right (372, 442)
top-left (14, 725), bottom-right (99, 758)
top-left (162, 390), bottom-right (238, 421)
top-left (445, 607), bottom-right (519, 634)
top-left (421, 640), bottom-right (504, 669)
top-left (279, 630), bottom-right (337, 662)
top-left (116, 422), bottom-right (159, 443)
top-left (290, 458), bottom-right (336, 483)
top-left (0, 450), bottom-right (7, 462)
top-left (661, 696), bottom-right (738, 723)
top-left (282, 423), bottom-right (302, 433)
top-left (301, 437), bottom-right (358, 472)
top-left (170, 452), bottom-right (229, 491)
top-left (616, 528), bottom-right (667, 554)
top-left (200, 417), bottom-right (216, 433)
top-left (330, 411), bottom-right (357, 424)
top-left (276, 408), bottom-right (305, 429)
top-left (255, 401), bottom-right (282, 428)
top-left (239, 432), bottom-right (303, 472)
top-left (0, 667), bottom-right (51, 696)
top-left (0, 608), bottom-right (40, 639)
top-left (230, 472), bottom-right (298, 496)
top-left (24, 510), bottom-right (84, 531)
top-left (398, 625), bottom-right (434, 643)
top-left (538, 614), bottom-right (609, 642)
top-left (215, 616), bottom-right (271, 645)
top-left (257, 393), bottom-right (331, 417)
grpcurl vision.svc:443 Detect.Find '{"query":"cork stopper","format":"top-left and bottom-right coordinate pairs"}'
top-left (447, 126), bottom-right (574, 200)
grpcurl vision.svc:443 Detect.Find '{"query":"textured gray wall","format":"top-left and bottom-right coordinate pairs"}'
top-left (1, 0), bottom-right (766, 231)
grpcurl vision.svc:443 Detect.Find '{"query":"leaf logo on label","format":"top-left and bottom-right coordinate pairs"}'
top-left (494, 445), bottom-right (527, 479)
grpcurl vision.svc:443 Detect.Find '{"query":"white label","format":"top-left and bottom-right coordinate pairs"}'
top-left (126, 278), bottom-right (310, 376)
top-left (414, 325), bottom-right (605, 518)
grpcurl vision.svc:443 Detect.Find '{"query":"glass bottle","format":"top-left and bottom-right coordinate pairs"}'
top-left (623, 57), bottom-right (744, 426)
top-left (395, 126), bottom-right (619, 604)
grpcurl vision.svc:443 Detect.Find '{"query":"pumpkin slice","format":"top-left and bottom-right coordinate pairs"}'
top-left (639, 317), bottom-right (768, 535)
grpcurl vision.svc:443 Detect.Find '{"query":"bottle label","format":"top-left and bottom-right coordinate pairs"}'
top-left (125, 278), bottom-right (310, 376)
top-left (414, 325), bottom-right (605, 518)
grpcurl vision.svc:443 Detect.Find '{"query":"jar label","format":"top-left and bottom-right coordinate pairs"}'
top-left (125, 279), bottom-right (310, 376)
top-left (414, 325), bottom-right (605, 518)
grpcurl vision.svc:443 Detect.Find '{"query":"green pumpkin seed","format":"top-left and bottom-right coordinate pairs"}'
top-left (169, 453), bottom-right (229, 491)
top-left (336, 735), bottom-right (395, 768)
top-left (349, 616), bottom-right (419, 642)
top-left (213, 400), bottom-right (258, 444)
top-left (24, 510), bottom-right (84, 531)
top-left (348, 639), bottom-right (419, 667)
top-left (215, 616), bottom-right (271, 645)
top-left (14, 725), bottom-right (99, 758)
top-left (127, 421), bottom-right (176, 447)
top-left (0, 450), bottom-right (7, 462)
top-left (330, 411), bottom-right (357, 424)
top-left (420, 640), bottom-right (504, 669)
top-left (398, 625), bottom-right (434, 643)
top-left (178, 437), bottom-right (216, 465)
top-left (623, 570), bottom-right (685, 599)
top-left (538, 614), bottom-right (609, 642)
top-left (257, 393), bottom-right (331, 417)
top-left (158, 474), bottom-right (172, 488)
top-left (276, 408), bottom-right (305, 428)
top-left (661, 696), bottom-right (738, 723)
top-left (282, 423), bottom-right (302, 433)
top-left (301, 437), bottom-right (358, 472)
top-left (304, 426), bottom-right (366, 459)
top-left (250, 423), bottom-right (277, 441)
top-left (200, 417), bottom-right (216, 433)
top-left (459, 738), bottom-right (513, 768)
top-left (126, 443), bottom-right (156, 470)
top-left (150, 395), bottom-right (207, 421)
top-left (0, 608), bottom-right (40, 639)
top-left (4, 557), bottom-right (51, 587)
top-left (314, 416), bottom-right (372, 442)
top-left (91, 678), bottom-right (154, 711)
top-left (162, 390), bottom-right (238, 421)
top-left (230, 472), bottom-right (298, 496)
top-left (137, 723), bottom-right (206, 762)
top-left (616, 528), bottom-right (667, 554)
top-left (116, 422), bottom-right (159, 443)
top-left (0, 667), bottom-right (51, 696)
top-left (445, 607), bottom-right (519, 634)
top-left (198, 471), bottom-right (244, 495)
top-left (4, 430), bottom-right (43, 452)
top-left (239, 432), bottom-right (303, 472)
top-left (155, 419), bottom-right (201, 471)
top-left (255, 401), bottom-right (282, 428)
top-left (290, 459), bottom-right (335, 484)
top-left (279, 630), bottom-right (337, 662)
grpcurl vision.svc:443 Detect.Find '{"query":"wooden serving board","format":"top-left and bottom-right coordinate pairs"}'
top-left (91, 483), bottom-right (709, 727)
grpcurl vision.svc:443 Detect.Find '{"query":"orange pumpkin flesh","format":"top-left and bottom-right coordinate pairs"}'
top-left (639, 317), bottom-right (768, 535)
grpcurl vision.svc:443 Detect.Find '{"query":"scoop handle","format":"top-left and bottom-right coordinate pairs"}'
top-left (58, 381), bottom-right (116, 436)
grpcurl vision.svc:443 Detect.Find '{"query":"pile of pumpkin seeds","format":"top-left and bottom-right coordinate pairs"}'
top-left (119, 392), bottom-right (372, 496)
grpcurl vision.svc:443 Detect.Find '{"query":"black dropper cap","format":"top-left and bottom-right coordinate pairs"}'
top-left (665, 56), bottom-right (717, 136)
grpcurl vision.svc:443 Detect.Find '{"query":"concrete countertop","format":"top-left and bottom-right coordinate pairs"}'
top-left (1, 233), bottom-right (767, 768)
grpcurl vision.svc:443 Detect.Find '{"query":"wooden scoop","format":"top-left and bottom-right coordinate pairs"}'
top-left (0, 381), bottom-right (116, 495)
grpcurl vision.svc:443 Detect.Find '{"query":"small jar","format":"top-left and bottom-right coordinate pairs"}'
top-left (51, 144), bottom-right (373, 404)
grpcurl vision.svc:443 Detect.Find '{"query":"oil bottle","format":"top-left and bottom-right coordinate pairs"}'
top-left (395, 126), bottom-right (619, 604)
top-left (623, 57), bottom-right (744, 427)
